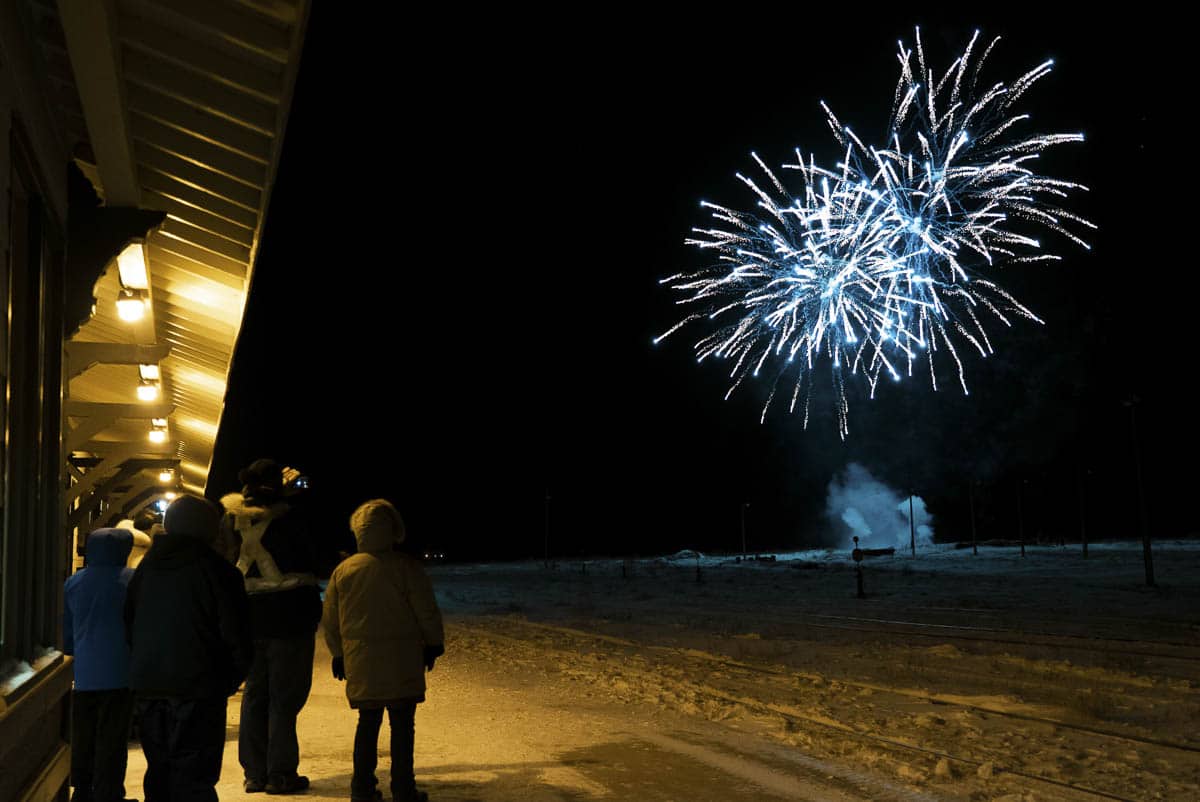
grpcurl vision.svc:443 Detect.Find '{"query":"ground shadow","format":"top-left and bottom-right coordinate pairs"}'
top-left (317, 737), bottom-right (781, 802)
top-left (318, 758), bottom-right (607, 802)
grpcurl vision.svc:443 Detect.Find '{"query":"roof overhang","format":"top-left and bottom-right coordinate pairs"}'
top-left (32, 0), bottom-right (309, 518)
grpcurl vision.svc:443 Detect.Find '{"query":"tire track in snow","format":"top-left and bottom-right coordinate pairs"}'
top-left (504, 618), bottom-right (1200, 754)
top-left (453, 618), bottom-right (1190, 801)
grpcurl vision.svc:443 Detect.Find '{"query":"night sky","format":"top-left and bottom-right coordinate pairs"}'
top-left (208, 8), bottom-right (1195, 562)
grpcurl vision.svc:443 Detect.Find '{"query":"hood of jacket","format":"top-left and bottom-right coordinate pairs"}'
top-left (140, 531), bottom-right (215, 569)
top-left (350, 499), bottom-right (406, 554)
top-left (85, 527), bottom-right (134, 567)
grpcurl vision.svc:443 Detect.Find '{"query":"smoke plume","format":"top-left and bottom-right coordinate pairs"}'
top-left (825, 463), bottom-right (933, 550)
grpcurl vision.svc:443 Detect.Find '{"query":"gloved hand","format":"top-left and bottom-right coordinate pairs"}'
top-left (331, 656), bottom-right (345, 681)
top-left (423, 643), bottom-right (444, 672)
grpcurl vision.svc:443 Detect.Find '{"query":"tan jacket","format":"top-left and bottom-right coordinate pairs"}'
top-left (322, 499), bottom-right (444, 705)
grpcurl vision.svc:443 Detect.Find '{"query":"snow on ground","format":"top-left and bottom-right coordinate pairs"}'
top-left (426, 539), bottom-right (1200, 801)
top-left (117, 540), bottom-right (1199, 800)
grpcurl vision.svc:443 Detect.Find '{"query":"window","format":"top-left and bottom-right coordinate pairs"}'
top-left (1, 122), bottom-right (64, 666)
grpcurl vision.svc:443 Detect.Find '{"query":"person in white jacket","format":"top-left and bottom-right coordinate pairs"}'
top-left (322, 499), bottom-right (444, 802)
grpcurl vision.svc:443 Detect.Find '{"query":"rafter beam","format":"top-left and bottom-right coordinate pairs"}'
top-left (58, 0), bottom-right (141, 205)
top-left (66, 341), bottom-right (171, 379)
top-left (66, 441), bottom-right (145, 505)
top-left (124, 494), bottom-right (163, 522)
top-left (74, 462), bottom-right (174, 531)
top-left (104, 476), bottom-right (160, 526)
top-left (67, 450), bottom-right (178, 511)
top-left (67, 415), bottom-right (119, 452)
top-left (65, 400), bottom-right (174, 419)
top-left (67, 461), bottom-right (141, 530)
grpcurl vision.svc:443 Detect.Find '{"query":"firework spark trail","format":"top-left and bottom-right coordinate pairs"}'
top-left (656, 28), bottom-right (1092, 437)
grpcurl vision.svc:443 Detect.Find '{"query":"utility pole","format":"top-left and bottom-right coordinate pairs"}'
top-left (1017, 478), bottom-right (1025, 557)
top-left (740, 502), bottom-right (750, 558)
top-left (1125, 396), bottom-right (1155, 587)
top-left (1078, 469), bottom-right (1088, 559)
top-left (968, 480), bottom-right (978, 556)
top-left (908, 492), bottom-right (916, 557)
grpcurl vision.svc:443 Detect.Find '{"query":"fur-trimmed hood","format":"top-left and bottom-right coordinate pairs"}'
top-left (221, 492), bottom-right (289, 523)
top-left (220, 492), bottom-right (315, 594)
top-left (349, 498), bottom-right (406, 554)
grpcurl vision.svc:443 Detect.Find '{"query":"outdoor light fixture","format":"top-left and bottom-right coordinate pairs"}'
top-left (116, 287), bottom-right (149, 322)
top-left (138, 364), bottom-right (160, 381)
top-left (148, 419), bottom-right (168, 444)
top-left (136, 379), bottom-right (160, 402)
top-left (158, 469), bottom-right (173, 483)
top-left (117, 242), bottom-right (149, 289)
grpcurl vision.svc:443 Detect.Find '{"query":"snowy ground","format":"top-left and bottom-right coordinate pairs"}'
top-left (122, 539), bottom-right (1199, 801)
top-left (428, 540), bottom-right (1200, 801)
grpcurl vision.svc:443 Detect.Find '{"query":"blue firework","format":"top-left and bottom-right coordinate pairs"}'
top-left (657, 29), bottom-right (1093, 437)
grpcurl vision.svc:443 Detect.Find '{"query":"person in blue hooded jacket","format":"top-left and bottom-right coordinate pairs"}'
top-left (64, 527), bottom-right (136, 802)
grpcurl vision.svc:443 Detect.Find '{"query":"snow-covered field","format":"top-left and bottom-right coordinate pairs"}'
top-left (430, 540), bottom-right (1200, 801)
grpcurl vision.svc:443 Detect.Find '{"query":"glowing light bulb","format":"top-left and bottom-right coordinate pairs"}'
top-left (117, 290), bottom-right (147, 322)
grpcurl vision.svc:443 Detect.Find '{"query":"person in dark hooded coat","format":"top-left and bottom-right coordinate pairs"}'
top-left (124, 494), bottom-right (253, 802)
top-left (64, 527), bottom-right (136, 802)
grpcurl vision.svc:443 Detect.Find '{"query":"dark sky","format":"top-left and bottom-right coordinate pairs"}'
top-left (209, 8), bottom-right (1195, 561)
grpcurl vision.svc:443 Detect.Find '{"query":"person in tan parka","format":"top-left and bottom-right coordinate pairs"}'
top-left (322, 499), bottom-right (444, 802)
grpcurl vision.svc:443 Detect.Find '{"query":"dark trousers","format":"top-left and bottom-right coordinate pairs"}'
top-left (238, 635), bottom-right (314, 783)
top-left (136, 697), bottom-right (227, 802)
top-left (71, 688), bottom-right (134, 802)
top-left (351, 701), bottom-right (418, 802)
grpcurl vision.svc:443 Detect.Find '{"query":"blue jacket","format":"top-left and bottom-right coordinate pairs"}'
top-left (64, 528), bottom-right (134, 691)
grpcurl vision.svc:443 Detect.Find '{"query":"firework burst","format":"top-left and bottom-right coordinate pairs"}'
top-left (656, 29), bottom-right (1093, 437)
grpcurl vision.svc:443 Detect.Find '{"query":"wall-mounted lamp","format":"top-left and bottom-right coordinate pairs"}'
top-left (117, 288), bottom-right (149, 322)
top-left (117, 242), bottom-right (149, 289)
top-left (137, 379), bottom-right (160, 402)
top-left (158, 469), bottom-right (174, 483)
top-left (148, 418), bottom-right (168, 444)
top-left (139, 364), bottom-right (161, 381)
